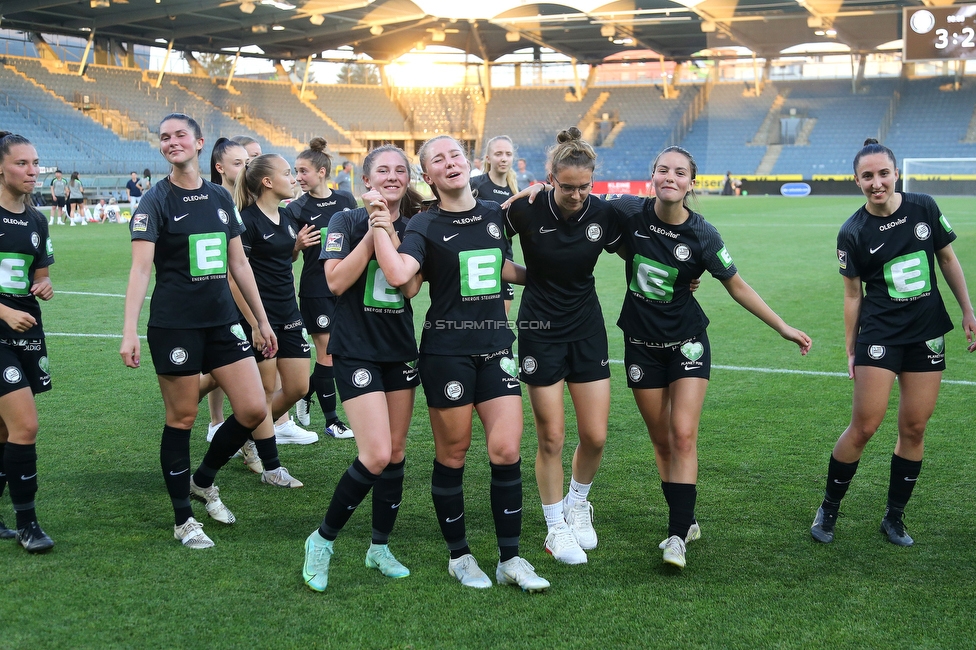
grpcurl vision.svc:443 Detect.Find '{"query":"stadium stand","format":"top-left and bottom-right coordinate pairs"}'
top-left (306, 84), bottom-right (407, 133)
top-left (884, 76), bottom-right (976, 161)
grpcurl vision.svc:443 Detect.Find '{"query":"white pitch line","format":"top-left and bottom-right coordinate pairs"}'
top-left (47, 332), bottom-right (145, 339)
top-left (59, 291), bottom-right (147, 299)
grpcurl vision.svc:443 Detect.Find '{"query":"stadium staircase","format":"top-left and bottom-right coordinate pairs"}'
top-left (292, 87), bottom-right (366, 154)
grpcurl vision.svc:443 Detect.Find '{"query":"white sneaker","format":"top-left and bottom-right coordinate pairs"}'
top-left (174, 517), bottom-right (214, 549)
top-left (189, 476), bottom-right (236, 524)
top-left (496, 556), bottom-right (550, 593)
top-left (206, 421), bottom-right (221, 443)
top-left (324, 420), bottom-right (354, 439)
top-left (544, 522), bottom-right (587, 564)
top-left (241, 440), bottom-right (263, 473)
top-left (661, 535), bottom-right (686, 569)
top-left (447, 554), bottom-right (492, 589)
top-left (658, 521), bottom-right (701, 549)
top-left (564, 499), bottom-right (598, 550)
top-left (296, 394), bottom-right (312, 426)
top-left (274, 418), bottom-right (319, 445)
top-left (261, 466), bottom-right (304, 488)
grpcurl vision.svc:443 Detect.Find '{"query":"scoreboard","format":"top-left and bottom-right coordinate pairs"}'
top-left (904, 5), bottom-right (976, 61)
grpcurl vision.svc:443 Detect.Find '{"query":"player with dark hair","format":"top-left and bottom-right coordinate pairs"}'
top-left (810, 138), bottom-right (976, 547)
top-left (609, 146), bottom-right (811, 569)
top-left (373, 135), bottom-right (550, 592)
top-left (120, 113), bottom-right (277, 548)
top-left (503, 126), bottom-right (621, 565)
top-left (0, 132), bottom-right (55, 552)
top-left (287, 137), bottom-right (357, 439)
top-left (302, 144), bottom-right (425, 592)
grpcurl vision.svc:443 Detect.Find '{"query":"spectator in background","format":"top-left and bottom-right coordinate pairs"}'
top-left (335, 162), bottom-right (353, 194)
top-left (721, 171), bottom-right (741, 196)
top-left (470, 157), bottom-right (484, 177)
top-left (67, 171), bottom-right (85, 226)
top-left (126, 171), bottom-right (143, 212)
top-left (515, 158), bottom-right (535, 191)
top-left (106, 197), bottom-right (121, 222)
top-left (49, 169), bottom-right (67, 225)
top-left (140, 168), bottom-right (152, 193)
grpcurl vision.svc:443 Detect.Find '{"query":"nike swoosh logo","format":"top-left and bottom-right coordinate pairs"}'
top-left (263, 233), bottom-right (275, 240)
top-left (601, 359), bottom-right (609, 366)
top-left (869, 244), bottom-right (884, 254)
top-left (634, 231), bottom-right (651, 239)
top-left (391, 502), bottom-right (402, 509)
top-left (931, 358), bottom-right (942, 364)
top-left (347, 505), bottom-right (357, 510)
top-left (310, 214), bottom-right (322, 221)
top-left (904, 477), bottom-right (918, 482)
top-left (539, 227), bottom-right (557, 234)
top-left (405, 373), bottom-right (419, 381)
top-left (503, 508), bottom-right (522, 515)
top-left (832, 479), bottom-right (851, 485)
top-left (41, 378), bottom-right (51, 385)
top-left (169, 469), bottom-right (188, 476)
top-left (446, 513), bottom-right (463, 523)
top-left (443, 233), bottom-right (460, 241)
top-left (174, 213), bottom-right (189, 221)
top-left (241, 344), bottom-right (252, 352)
top-left (505, 381), bottom-right (520, 389)
top-left (21, 473), bottom-right (38, 480)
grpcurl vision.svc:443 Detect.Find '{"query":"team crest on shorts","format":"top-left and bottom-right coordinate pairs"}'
top-left (499, 356), bottom-right (518, 377)
top-left (628, 364), bottom-right (643, 382)
top-left (3, 366), bottom-right (22, 384)
top-left (316, 315), bottom-right (330, 328)
top-left (38, 356), bottom-right (50, 374)
top-left (868, 345), bottom-right (885, 360)
top-left (681, 341), bottom-right (704, 362)
top-left (925, 336), bottom-right (945, 354)
top-left (444, 380), bottom-right (464, 401)
top-left (170, 347), bottom-right (188, 365)
top-left (31, 232), bottom-right (40, 249)
top-left (230, 324), bottom-right (247, 341)
top-left (586, 223), bottom-right (602, 242)
top-left (914, 223), bottom-right (931, 241)
top-left (217, 209), bottom-right (229, 224)
top-left (521, 356), bottom-right (538, 374)
top-left (352, 368), bottom-right (372, 388)
top-left (674, 243), bottom-right (692, 261)
top-left (487, 223), bottom-right (502, 240)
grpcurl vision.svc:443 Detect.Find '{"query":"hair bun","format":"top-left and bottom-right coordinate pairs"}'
top-left (556, 127), bottom-right (582, 144)
top-left (309, 137), bottom-right (328, 152)
top-left (863, 138), bottom-right (879, 146)
top-left (0, 131), bottom-right (11, 140)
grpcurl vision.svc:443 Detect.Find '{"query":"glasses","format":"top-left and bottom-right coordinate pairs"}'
top-left (551, 175), bottom-right (592, 195)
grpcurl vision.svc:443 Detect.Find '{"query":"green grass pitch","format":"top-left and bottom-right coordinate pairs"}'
top-left (4, 196), bottom-right (975, 648)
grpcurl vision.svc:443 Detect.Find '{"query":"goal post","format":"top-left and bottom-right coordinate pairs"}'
top-left (902, 158), bottom-right (976, 195)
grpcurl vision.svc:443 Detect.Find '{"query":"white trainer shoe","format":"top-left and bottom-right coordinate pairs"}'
top-left (274, 418), bottom-right (319, 445)
top-left (206, 422), bottom-right (221, 443)
top-left (658, 521), bottom-right (702, 549)
top-left (189, 477), bottom-right (236, 524)
top-left (544, 522), bottom-right (587, 565)
top-left (447, 554), bottom-right (492, 589)
top-left (324, 420), bottom-right (354, 439)
top-left (496, 556), bottom-right (550, 592)
top-left (240, 440), bottom-right (263, 473)
top-left (174, 517), bottom-right (214, 549)
top-left (296, 394), bottom-right (313, 427)
top-left (564, 499), bottom-right (598, 550)
top-left (261, 466), bottom-right (304, 488)
top-left (661, 535), bottom-right (686, 569)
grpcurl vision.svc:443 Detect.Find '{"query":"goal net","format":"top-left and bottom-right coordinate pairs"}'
top-left (902, 158), bottom-right (976, 195)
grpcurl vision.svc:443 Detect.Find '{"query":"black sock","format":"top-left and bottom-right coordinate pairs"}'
top-left (823, 454), bottom-right (859, 508)
top-left (193, 415), bottom-right (253, 488)
top-left (886, 454), bottom-right (922, 517)
top-left (253, 436), bottom-right (281, 472)
top-left (372, 459), bottom-right (405, 544)
top-left (160, 426), bottom-right (193, 526)
top-left (661, 481), bottom-right (673, 508)
top-left (667, 483), bottom-right (697, 540)
top-left (5, 442), bottom-right (38, 529)
top-left (490, 459), bottom-right (522, 562)
top-left (432, 461), bottom-right (469, 559)
top-left (319, 458), bottom-right (378, 541)
top-left (312, 363), bottom-right (338, 424)
top-left (0, 442), bottom-right (6, 498)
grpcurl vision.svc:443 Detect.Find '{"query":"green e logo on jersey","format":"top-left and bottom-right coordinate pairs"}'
top-left (459, 248), bottom-right (502, 297)
top-left (884, 252), bottom-right (929, 299)
top-left (189, 232), bottom-right (227, 277)
top-left (630, 254), bottom-right (678, 301)
top-left (0, 254), bottom-right (32, 294)
top-left (364, 260), bottom-right (404, 308)
top-left (717, 246), bottom-right (733, 268)
top-left (940, 215), bottom-right (953, 233)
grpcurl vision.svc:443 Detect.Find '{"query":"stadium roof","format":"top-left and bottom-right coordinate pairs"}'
top-left (0, 0), bottom-right (949, 63)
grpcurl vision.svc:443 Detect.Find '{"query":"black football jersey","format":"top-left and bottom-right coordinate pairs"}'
top-left (239, 202), bottom-right (302, 326)
top-left (837, 192), bottom-right (955, 345)
top-left (398, 200), bottom-right (514, 355)
top-left (470, 175), bottom-right (514, 203)
top-left (0, 204), bottom-right (54, 338)
top-left (285, 190), bottom-right (357, 299)
top-left (505, 192), bottom-right (621, 342)
top-left (610, 195), bottom-right (737, 342)
top-left (131, 178), bottom-right (243, 329)
top-left (321, 208), bottom-right (417, 361)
